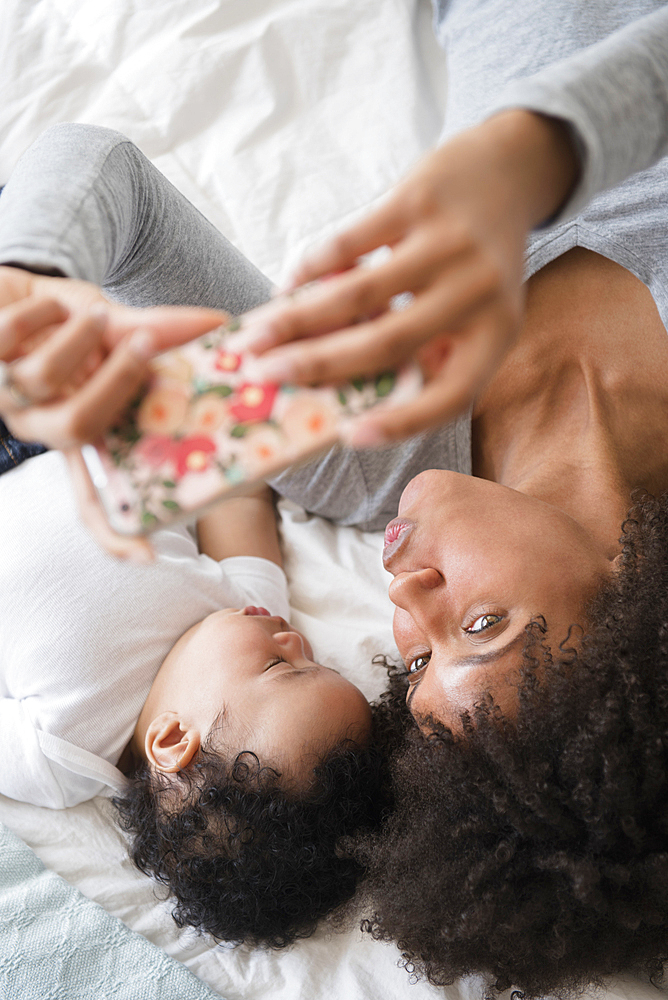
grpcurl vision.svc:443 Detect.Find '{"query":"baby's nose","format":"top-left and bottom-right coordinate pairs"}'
top-left (274, 629), bottom-right (302, 649)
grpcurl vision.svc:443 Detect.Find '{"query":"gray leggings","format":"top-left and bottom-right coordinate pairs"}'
top-left (0, 123), bottom-right (466, 529)
top-left (0, 123), bottom-right (273, 313)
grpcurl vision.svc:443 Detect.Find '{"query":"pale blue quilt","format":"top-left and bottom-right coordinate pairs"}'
top-left (0, 822), bottom-right (223, 1000)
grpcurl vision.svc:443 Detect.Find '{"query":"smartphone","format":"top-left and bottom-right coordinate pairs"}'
top-left (81, 313), bottom-right (422, 535)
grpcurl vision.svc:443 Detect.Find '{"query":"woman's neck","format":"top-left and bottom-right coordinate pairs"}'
top-left (472, 248), bottom-right (668, 559)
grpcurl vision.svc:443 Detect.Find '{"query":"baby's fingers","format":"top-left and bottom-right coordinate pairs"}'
top-left (105, 305), bottom-right (227, 351)
top-left (10, 308), bottom-right (108, 402)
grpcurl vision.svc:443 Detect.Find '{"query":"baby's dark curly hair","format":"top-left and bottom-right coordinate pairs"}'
top-left (114, 681), bottom-right (406, 948)
top-left (352, 493), bottom-right (668, 998)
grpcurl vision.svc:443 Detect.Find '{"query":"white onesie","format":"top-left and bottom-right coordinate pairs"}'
top-left (0, 451), bottom-right (290, 809)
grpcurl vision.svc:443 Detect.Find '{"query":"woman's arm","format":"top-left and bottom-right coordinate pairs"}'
top-left (196, 484), bottom-right (282, 567)
top-left (486, 6), bottom-right (668, 224)
top-left (235, 7), bottom-right (668, 444)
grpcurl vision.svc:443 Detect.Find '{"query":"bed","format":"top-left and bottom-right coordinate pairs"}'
top-left (0, 2), bottom-right (662, 999)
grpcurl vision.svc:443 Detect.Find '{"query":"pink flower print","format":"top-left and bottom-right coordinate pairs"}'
top-left (185, 394), bottom-right (230, 435)
top-left (136, 434), bottom-right (178, 469)
top-left (137, 385), bottom-right (189, 435)
top-left (229, 382), bottom-right (278, 424)
top-left (214, 349), bottom-right (242, 373)
top-left (174, 465), bottom-right (227, 510)
top-left (175, 435), bottom-right (217, 476)
top-left (281, 395), bottom-right (338, 454)
top-left (241, 425), bottom-right (286, 476)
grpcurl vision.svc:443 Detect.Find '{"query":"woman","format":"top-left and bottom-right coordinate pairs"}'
top-left (1, 5), bottom-right (668, 994)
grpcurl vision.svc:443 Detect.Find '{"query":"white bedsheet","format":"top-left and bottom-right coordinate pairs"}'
top-left (0, 2), bottom-right (663, 999)
top-left (0, 0), bottom-right (447, 284)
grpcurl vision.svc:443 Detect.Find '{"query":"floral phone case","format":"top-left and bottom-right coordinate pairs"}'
top-left (82, 318), bottom-right (422, 535)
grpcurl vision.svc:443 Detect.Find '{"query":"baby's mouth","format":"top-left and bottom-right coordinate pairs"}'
top-left (242, 606), bottom-right (271, 616)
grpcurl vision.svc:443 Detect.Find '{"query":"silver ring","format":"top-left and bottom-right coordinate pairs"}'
top-left (0, 359), bottom-right (33, 409)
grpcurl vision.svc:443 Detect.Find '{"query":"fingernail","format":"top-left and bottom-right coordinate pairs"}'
top-left (128, 328), bottom-right (155, 360)
top-left (229, 327), bottom-right (275, 354)
top-left (249, 354), bottom-right (296, 383)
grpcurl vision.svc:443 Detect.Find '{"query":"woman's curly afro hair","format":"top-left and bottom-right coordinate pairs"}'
top-left (352, 493), bottom-right (668, 998)
top-left (114, 681), bottom-right (407, 949)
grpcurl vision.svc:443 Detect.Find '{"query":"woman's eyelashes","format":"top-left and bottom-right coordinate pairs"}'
top-left (404, 614), bottom-right (506, 675)
top-left (464, 612), bottom-right (504, 634)
top-left (407, 652), bottom-right (431, 675)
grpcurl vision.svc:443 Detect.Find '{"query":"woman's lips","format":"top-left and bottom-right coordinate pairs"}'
top-left (383, 518), bottom-right (414, 567)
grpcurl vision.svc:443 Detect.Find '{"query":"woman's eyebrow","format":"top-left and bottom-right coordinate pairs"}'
top-left (451, 631), bottom-right (526, 668)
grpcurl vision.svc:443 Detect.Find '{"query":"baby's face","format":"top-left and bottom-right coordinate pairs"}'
top-left (141, 607), bottom-right (372, 781)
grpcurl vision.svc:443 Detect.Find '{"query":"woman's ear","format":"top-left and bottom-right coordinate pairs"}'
top-left (145, 711), bottom-right (201, 772)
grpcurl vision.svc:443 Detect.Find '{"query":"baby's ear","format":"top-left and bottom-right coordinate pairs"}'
top-left (145, 712), bottom-right (200, 772)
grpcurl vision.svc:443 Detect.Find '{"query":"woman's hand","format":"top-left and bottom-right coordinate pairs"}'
top-left (0, 265), bottom-right (225, 448)
top-left (238, 110), bottom-right (579, 444)
top-left (0, 265), bottom-right (226, 561)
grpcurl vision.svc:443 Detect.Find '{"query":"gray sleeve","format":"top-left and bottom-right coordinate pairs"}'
top-left (0, 122), bottom-right (272, 313)
top-left (485, 7), bottom-right (668, 225)
top-left (269, 412), bottom-right (471, 531)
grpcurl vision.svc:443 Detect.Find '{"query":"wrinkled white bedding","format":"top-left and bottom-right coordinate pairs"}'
top-left (0, 0), bottom-right (446, 285)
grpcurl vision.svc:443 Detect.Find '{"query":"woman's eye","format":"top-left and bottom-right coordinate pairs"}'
top-left (465, 613), bottom-right (503, 634)
top-left (407, 653), bottom-right (431, 674)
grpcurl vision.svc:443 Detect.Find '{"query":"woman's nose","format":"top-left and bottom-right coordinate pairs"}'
top-left (388, 567), bottom-right (443, 610)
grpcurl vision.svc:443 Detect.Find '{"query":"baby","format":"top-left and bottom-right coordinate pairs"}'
top-left (0, 449), bottom-right (379, 946)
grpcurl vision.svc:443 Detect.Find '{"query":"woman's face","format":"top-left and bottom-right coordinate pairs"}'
top-left (384, 471), bottom-right (614, 727)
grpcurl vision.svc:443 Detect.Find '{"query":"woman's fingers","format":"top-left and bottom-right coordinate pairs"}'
top-left (8, 308), bottom-right (108, 401)
top-left (6, 328), bottom-right (154, 447)
top-left (64, 448), bottom-right (154, 563)
top-left (105, 305), bottom-right (227, 351)
top-left (0, 297), bottom-right (69, 359)
top-left (241, 254), bottom-right (417, 354)
top-left (288, 192), bottom-right (407, 289)
top-left (242, 216), bottom-right (505, 363)
top-left (342, 307), bottom-right (518, 445)
top-left (249, 250), bottom-right (507, 387)
top-left (242, 221), bottom-right (448, 355)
